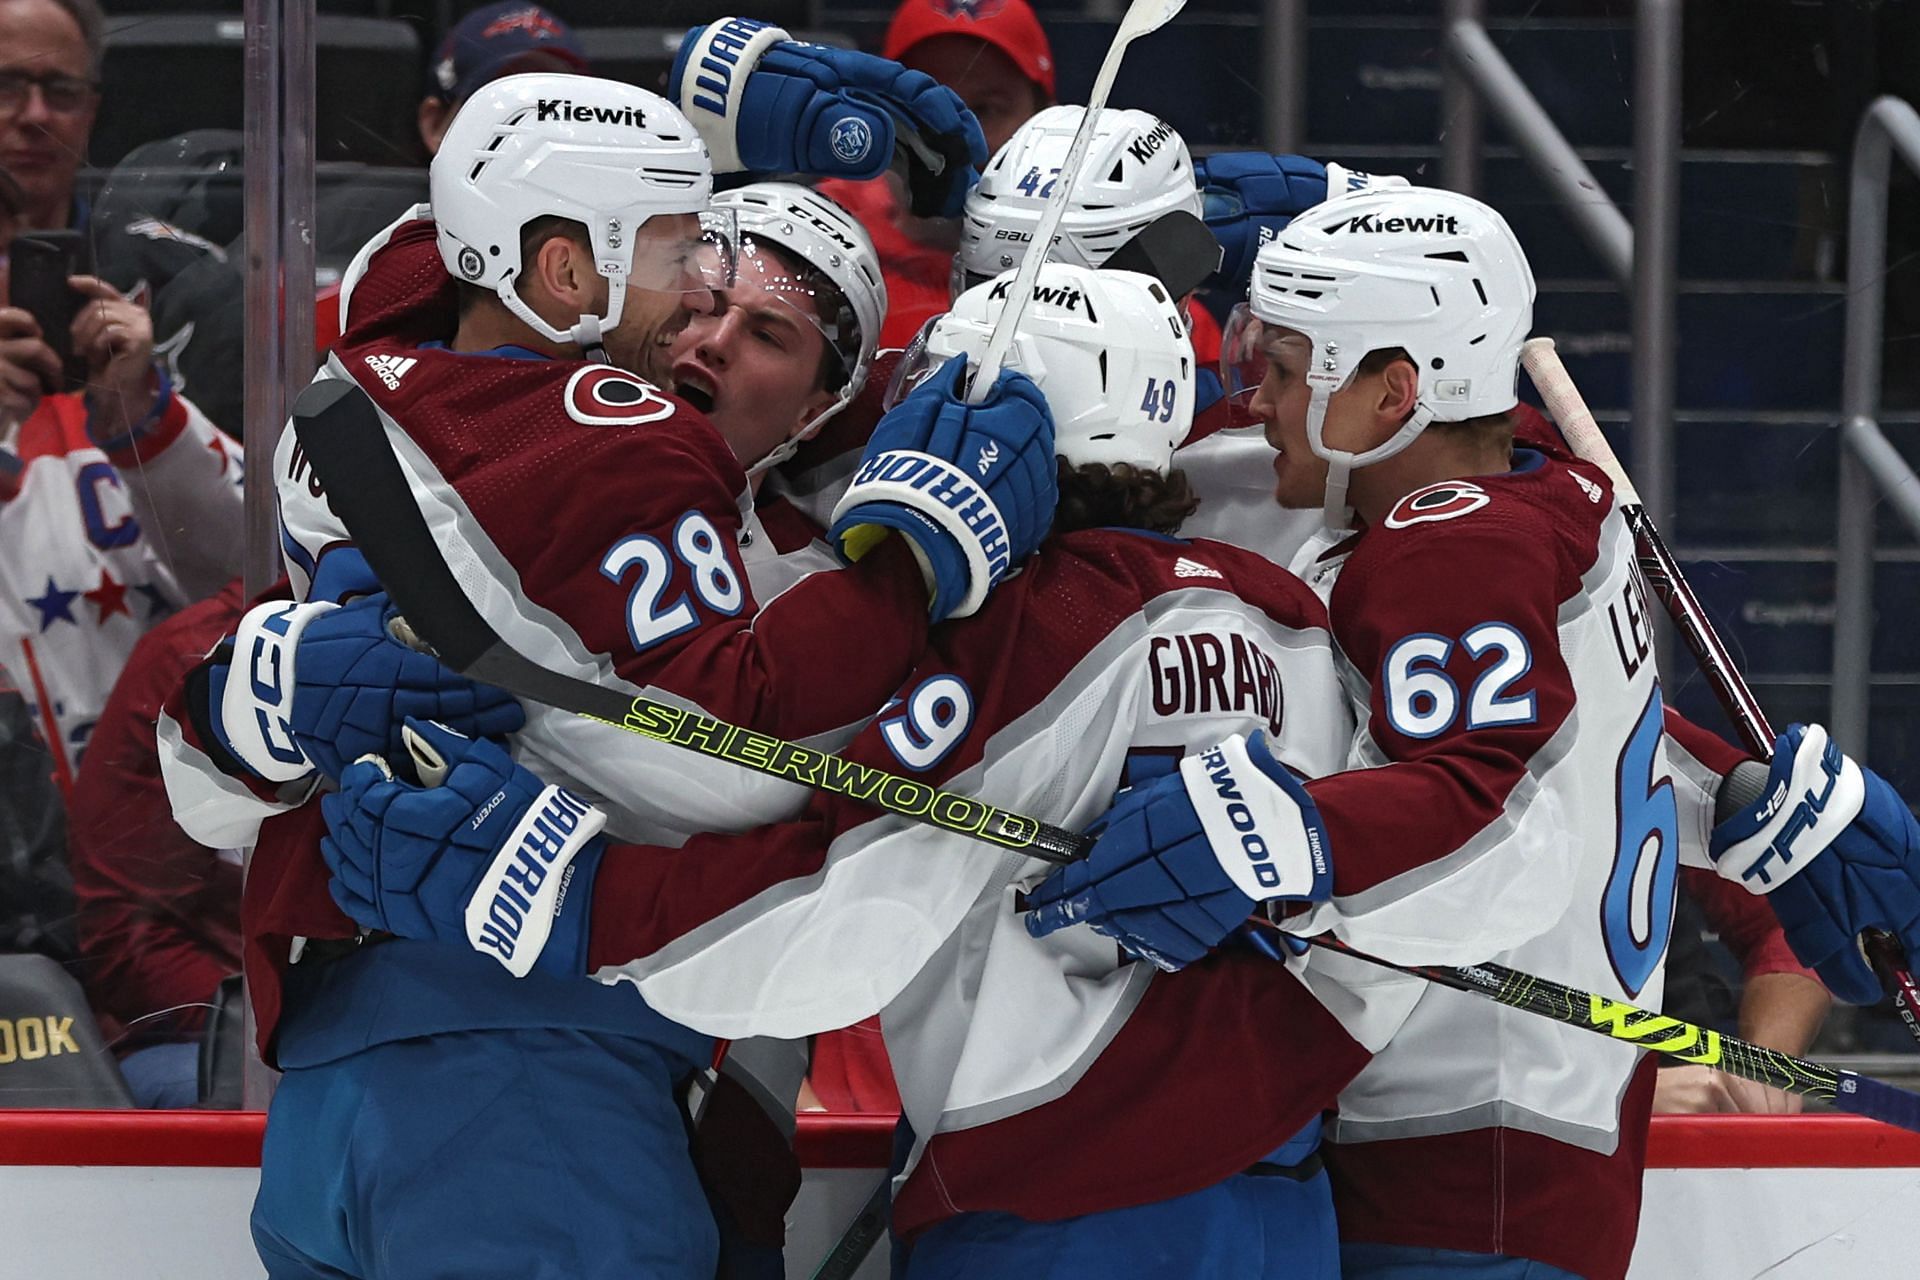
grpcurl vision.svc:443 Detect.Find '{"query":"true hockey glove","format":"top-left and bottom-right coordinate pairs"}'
top-left (1195, 155), bottom-right (1408, 294)
top-left (1024, 732), bottom-right (1332, 971)
top-left (321, 718), bottom-right (606, 978)
top-left (671, 17), bottom-right (988, 217)
top-left (206, 593), bottom-right (524, 783)
top-left (827, 356), bottom-right (1057, 622)
top-left (1711, 722), bottom-right (1920, 1005)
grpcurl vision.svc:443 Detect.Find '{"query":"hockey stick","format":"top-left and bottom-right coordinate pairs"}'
top-left (1519, 336), bottom-right (1920, 1036)
top-left (808, 1171), bottom-right (891, 1280)
top-left (292, 381), bottom-right (1920, 1133)
top-left (966, 0), bottom-right (1188, 402)
top-left (1294, 931), bottom-right (1920, 1132)
top-left (288, 378), bottom-right (1088, 867)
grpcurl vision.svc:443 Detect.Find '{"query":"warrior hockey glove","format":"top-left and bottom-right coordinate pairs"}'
top-left (321, 718), bottom-right (607, 978)
top-left (1024, 732), bottom-right (1332, 971)
top-left (828, 356), bottom-right (1057, 622)
top-left (671, 17), bottom-right (988, 217)
top-left (206, 593), bottom-right (525, 784)
top-left (1711, 722), bottom-right (1920, 1005)
top-left (1194, 155), bottom-right (1409, 294)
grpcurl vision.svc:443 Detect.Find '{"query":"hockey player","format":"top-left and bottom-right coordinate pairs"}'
top-left (317, 264), bottom-right (1369, 1279)
top-left (160, 65), bottom-right (1051, 1280)
top-left (1025, 186), bottom-right (1920, 1280)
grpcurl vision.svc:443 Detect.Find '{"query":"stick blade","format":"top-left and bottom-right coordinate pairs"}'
top-left (1117, 0), bottom-right (1187, 40)
top-left (1103, 210), bottom-right (1222, 300)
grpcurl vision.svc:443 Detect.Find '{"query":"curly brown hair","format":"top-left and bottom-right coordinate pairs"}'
top-left (1051, 459), bottom-right (1200, 537)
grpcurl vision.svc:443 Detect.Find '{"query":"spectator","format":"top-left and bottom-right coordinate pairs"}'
top-left (818, 0), bottom-right (1054, 346)
top-left (1653, 866), bottom-right (1832, 1114)
top-left (0, 0), bottom-right (101, 234)
top-left (70, 579), bottom-right (246, 1109)
top-left (416, 2), bottom-right (587, 158)
top-left (0, 164), bottom-right (244, 791)
top-left (0, 658), bottom-right (73, 965)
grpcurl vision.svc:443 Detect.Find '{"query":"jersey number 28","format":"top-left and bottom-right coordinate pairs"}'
top-left (600, 511), bottom-right (744, 652)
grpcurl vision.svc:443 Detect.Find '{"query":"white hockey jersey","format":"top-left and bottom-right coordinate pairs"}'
top-left (1, 382), bottom-right (242, 787)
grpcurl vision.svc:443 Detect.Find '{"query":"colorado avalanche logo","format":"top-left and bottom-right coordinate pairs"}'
top-left (1384, 479), bottom-right (1490, 529)
top-left (563, 366), bottom-right (676, 427)
top-left (932, 0), bottom-right (1005, 16)
top-left (830, 116), bottom-right (874, 166)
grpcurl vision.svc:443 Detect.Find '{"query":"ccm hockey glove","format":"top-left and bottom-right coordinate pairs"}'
top-left (321, 718), bottom-right (606, 978)
top-left (671, 17), bottom-right (987, 217)
top-left (1025, 732), bottom-right (1332, 971)
top-left (207, 593), bottom-right (524, 783)
top-left (828, 356), bottom-right (1057, 622)
top-left (1712, 723), bottom-right (1920, 1005)
top-left (1195, 155), bottom-right (1409, 294)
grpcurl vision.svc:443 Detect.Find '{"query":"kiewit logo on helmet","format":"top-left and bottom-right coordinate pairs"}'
top-left (1125, 119), bottom-right (1176, 165)
top-left (1329, 211), bottom-right (1462, 235)
top-left (536, 99), bottom-right (646, 127)
top-left (989, 277), bottom-right (1083, 313)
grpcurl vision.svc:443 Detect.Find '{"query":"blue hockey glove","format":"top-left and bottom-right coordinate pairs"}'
top-left (321, 718), bottom-right (607, 978)
top-left (207, 594), bottom-right (524, 783)
top-left (671, 17), bottom-right (988, 217)
top-left (1711, 723), bottom-right (1920, 1005)
top-left (1195, 155), bottom-right (1408, 293)
top-left (1024, 732), bottom-right (1332, 971)
top-left (827, 356), bottom-right (1056, 622)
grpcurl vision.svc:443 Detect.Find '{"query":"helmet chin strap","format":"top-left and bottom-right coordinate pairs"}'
top-left (1305, 386), bottom-right (1435, 531)
top-left (742, 383), bottom-right (858, 478)
top-left (496, 271), bottom-right (628, 363)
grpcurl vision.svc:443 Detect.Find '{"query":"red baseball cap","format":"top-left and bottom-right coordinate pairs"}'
top-left (883, 0), bottom-right (1056, 99)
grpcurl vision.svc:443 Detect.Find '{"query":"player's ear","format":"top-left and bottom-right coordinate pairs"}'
top-left (1377, 356), bottom-right (1421, 424)
top-left (531, 235), bottom-right (596, 314)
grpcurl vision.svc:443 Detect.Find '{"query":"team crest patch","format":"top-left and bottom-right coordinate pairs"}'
top-left (932, 0), bottom-right (1005, 16)
top-left (563, 366), bottom-right (676, 427)
top-left (1384, 480), bottom-right (1490, 528)
top-left (830, 116), bottom-right (874, 166)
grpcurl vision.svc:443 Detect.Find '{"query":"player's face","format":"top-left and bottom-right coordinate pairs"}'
top-left (602, 213), bottom-right (725, 385)
top-left (1251, 327), bottom-right (1330, 509)
top-left (668, 245), bottom-right (838, 468)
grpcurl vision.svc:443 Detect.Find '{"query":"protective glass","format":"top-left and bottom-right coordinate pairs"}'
top-left (882, 314), bottom-right (949, 412)
top-left (625, 208), bottom-right (739, 295)
top-left (724, 234), bottom-right (859, 378)
top-left (1220, 301), bottom-right (1310, 406)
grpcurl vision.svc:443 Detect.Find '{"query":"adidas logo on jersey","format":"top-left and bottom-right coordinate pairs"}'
top-left (1569, 470), bottom-right (1604, 504)
top-left (364, 354), bottom-right (417, 390)
top-left (1174, 557), bottom-right (1223, 580)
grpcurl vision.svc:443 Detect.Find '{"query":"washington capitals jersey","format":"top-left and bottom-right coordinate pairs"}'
top-left (569, 528), bottom-right (1365, 1233)
top-left (1, 383), bottom-right (242, 789)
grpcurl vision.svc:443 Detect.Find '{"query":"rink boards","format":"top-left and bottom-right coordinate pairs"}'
top-left (0, 1111), bottom-right (1915, 1278)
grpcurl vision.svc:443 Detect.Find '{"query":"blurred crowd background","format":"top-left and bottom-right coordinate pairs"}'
top-left (3, 0), bottom-right (1918, 1115)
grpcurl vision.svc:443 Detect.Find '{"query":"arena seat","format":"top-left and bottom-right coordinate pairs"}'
top-left (95, 14), bottom-right (422, 168)
top-left (0, 955), bottom-right (132, 1110)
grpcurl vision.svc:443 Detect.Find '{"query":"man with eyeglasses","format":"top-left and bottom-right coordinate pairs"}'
top-left (0, 0), bottom-right (102, 235)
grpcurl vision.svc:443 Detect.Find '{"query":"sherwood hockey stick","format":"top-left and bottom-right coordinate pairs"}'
top-left (288, 377), bottom-right (1090, 867)
top-left (1292, 930), bottom-right (1920, 1131)
top-left (966, 0), bottom-right (1188, 402)
top-left (1519, 336), bottom-right (1920, 1041)
top-left (291, 381), bottom-right (1920, 1133)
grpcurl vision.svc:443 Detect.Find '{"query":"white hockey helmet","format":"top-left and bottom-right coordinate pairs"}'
top-left (892, 263), bottom-right (1194, 473)
top-left (430, 72), bottom-right (729, 349)
top-left (1224, 185), bottom-right (1535, 527)
top-left (954, 105), bottom-right (1203, 295)
top-left (708, 181), bottom-right (887, 473)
